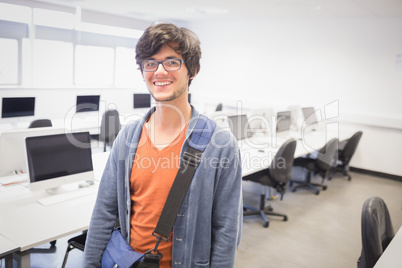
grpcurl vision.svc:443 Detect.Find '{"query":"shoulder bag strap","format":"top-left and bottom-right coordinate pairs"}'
top-left (144, 115), bottom-right (216, 261)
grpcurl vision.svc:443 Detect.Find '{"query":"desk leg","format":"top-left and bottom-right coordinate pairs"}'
top-left (13, 251), bottom-right (30, 268)
top-left (4, 254), bottom-right (13, 268)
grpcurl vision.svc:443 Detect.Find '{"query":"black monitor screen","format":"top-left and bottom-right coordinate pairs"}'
top-left (276, 111), bottom-right (291, 132)
top-left (26, 132), bottom-right (93, 183)
top-left (302, 107), bottom-right (318, 125)
top-left (76, 95), bottom-right (100, 113)
top-left (1, 97), bottom-right (35, 118)
top-left (228, 114), bottom-right (251, 141)
top-left (133, 93), bottom-right (151, 109)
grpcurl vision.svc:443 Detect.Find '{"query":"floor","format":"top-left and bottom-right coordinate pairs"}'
top-left (2, 170), bottom-right (402, 268)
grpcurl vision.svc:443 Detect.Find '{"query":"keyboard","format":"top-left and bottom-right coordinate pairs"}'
top-left (0, 174), bottom-right (28, 186)
top-left (37, 186), bottom-right (96, 206)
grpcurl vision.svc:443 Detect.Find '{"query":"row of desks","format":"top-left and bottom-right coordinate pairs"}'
top-left (0, 152), bottom-right (109, 267)
top-left (0, 128), bottom-right (332, 267)
top-left (1, 128), bottom-right (399, 267)
top-left (0, 128), bottom-right (329, 267)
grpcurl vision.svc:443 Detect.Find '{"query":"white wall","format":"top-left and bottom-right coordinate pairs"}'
top-left (1, 18), bottom-right (401, 176)
top-left (189, 18), bottom-right (402, 176)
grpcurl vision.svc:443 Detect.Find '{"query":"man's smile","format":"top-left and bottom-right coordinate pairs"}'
top-left (153, 81), bottom-right (173, 86)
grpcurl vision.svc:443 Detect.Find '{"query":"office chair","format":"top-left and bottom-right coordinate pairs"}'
top-left (243, 139), bottom-right (297, 228)
top-left (28, 119), bottom-right (52, 128)
top-left (99, 109), bottom-right (121, 152)
top-left (61, 232), bottom-right (87, 268)
top-left (357, 196), bottom-right (394, 268)
top-left (328, 131), bottom-right (363, 181)
top-left (290, 138), bottom-right (338, 195)
top-left (215, 103), bottom-right (223, 111)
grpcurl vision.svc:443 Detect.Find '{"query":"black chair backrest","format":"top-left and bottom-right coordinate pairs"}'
top-left (340, 131), bottom-right (362, 165)
top-left (358, 196), bottom-right (394, 268)
top-left (268, 139), bottom-right (297, 184)
top-left (99, 110), bottom-right (121, 143)
top-left (28, 119), bottom-right (52, 128)
top-left (215, 103), bottom-right (223, 112)
top-left (316, 138), bottom-right (339, 171)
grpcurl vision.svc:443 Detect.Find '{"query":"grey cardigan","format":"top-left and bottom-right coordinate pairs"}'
top-left (84, 107), bottom-right (243, 267)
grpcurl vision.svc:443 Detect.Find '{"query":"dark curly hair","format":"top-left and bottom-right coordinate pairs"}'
top-left (135, 22), bottom-right (201, 86)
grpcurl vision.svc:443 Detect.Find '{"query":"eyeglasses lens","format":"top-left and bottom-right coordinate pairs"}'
top-left (142, 59), bottom-right (182, 72)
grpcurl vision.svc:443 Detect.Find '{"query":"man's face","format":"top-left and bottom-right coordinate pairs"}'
top-left (142, 42), bottom-right (194, 103)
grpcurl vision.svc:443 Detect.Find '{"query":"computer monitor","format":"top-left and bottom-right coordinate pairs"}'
top-left (76, 95), bottom-right (100, 113)
top-left (133, 93), bottom-right (151, 109)
top-left (0, 127), bottom-right (65, 176)
top-left (302, 107), bottom-right (318, 125)
top-left (1, 97), bottom-right (35, 118)
top-left (227, 114), bottom-right (252, 141)
top-left (276, 111), bottom-right (291, 132)
top-left (248, 108), bottom-right (274, 132)
top-left (26, 132), bottom-right (94, 192)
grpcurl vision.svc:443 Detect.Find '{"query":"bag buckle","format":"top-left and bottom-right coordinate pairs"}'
top-left (144, 232), bottom-right (167, 261)
top-left (183, 151), bottom-right (201, 168)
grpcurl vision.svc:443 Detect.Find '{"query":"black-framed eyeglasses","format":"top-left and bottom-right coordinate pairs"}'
top-left (141, 59), bottom-right (185, 72)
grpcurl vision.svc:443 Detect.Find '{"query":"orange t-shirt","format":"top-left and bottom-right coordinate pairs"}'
top-left (130, 123), bottom-right (188, 268)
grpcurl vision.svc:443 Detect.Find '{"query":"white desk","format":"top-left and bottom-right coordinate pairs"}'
top-left (0, 186), bottom-right (98, 251)
top-left (374, 226), bottom-right (402, 268)
top-left (240, 130), bottom-right (333, 177)
top-left (0, 152), bottom-right (109, 267)
top-left (0, 234), bottom-right (19, 267)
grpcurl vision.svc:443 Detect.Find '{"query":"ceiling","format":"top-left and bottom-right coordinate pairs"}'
top-left (35, 0), bottom-right (402, 22)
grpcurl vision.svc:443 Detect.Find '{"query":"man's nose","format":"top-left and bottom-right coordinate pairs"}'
top-left (155, 62), bottom-right (167, 74)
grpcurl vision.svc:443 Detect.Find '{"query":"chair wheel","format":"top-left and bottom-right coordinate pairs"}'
top-left (50, 240), bottom-right (57, 246)
top-left (291, 188), bottom-right (296, 192)
top-left (289, 182), bottom-right (293, 186)
top-left (263, 222), bottom-right (269, 228)
top-left (323, 186), bottom-right (327, 190)
top-left (284, 216), bottom-right (288, 221)
top-left (315, 191), bottom-right (320, 195)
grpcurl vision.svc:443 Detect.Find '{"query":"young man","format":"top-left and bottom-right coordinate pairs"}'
top-left (84, 22), bottom-right (242, 268)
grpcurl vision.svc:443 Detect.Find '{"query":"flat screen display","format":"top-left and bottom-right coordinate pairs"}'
top-left (133, 93), bottom-right (151, 109)
top-left (276, 111), bottom-right (291, 132)
top-left (228, 114), bottom-right (251, 141)
top-left (1, 97), bottom-right (35, 118)
top-left (76, 95), bottom-right (100, 113)
top-left (302, 107), bottom-right (318, 125)
top-left (26, 132), bottom-right (93, 183)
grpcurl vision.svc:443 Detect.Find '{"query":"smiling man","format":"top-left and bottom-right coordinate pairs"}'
top-left (84, 22), bottom-right (242, 268)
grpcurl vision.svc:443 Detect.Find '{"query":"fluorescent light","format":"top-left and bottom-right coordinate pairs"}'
top-left (186, 7), bottom-right (229, 15)
top-left (33, 8), bottom-right (75, 29)
top-left (75, 22), bottom-right (143, 38)
top-left (0, 3), bottom-right (31, 24)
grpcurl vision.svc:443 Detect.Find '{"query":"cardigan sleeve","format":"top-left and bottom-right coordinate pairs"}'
top-left (83, 131), bottom-right (126, 267)
top-left (210, 136), bottom-right (243, 267)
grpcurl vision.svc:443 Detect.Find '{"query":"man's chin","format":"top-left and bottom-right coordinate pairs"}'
top-left (153, 96), bottom-right (175, 102)
top-left (152, 92), bottom-right (177, 102)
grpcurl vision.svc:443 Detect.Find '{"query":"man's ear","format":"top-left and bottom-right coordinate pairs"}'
top-left (190, 69), bottom-right (198, 80)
